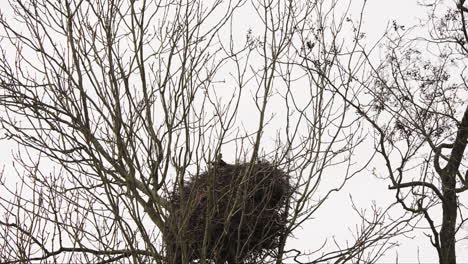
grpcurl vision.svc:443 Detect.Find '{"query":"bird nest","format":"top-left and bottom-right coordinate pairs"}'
top-left (165, 160), bottom-right (291, 263)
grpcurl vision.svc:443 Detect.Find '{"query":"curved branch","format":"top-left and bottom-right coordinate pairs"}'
top-left (445, 106), bottom-right (468, 177)
top-left (389, 181), bottom-right (443, 200)
top-left (434, 143), bottom-right (454, 175)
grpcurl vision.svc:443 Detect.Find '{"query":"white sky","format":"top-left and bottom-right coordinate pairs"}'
top-left (287, 0), bottom-right (468, 263)
top-left (1, 0), bottom-right (467, 263)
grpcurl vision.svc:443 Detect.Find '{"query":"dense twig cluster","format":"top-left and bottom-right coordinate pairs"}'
top-left (166, 160), bottom-right (291, 263)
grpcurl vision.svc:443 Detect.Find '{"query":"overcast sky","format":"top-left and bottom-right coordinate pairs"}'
top-left (288, 0), bottom-right (468, 263)
top-left (1, 0), bottom-right (467, 263)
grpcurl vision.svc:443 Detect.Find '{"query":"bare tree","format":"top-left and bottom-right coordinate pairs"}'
top-left (0, 0), bottom-right (411, 263)
top-left (320, 0), bottom-right (468, 263)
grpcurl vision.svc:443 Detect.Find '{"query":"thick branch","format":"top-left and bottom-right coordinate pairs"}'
top-left (445, 106), bottom-right (468, 176)
top-left (434, 143), bottom-right (454, 175)
top-left (389, 181), bottom-right (443, 200)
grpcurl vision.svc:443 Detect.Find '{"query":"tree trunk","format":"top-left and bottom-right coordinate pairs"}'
top-left (439, 106), bottom-right (468, 264)
top-left (439, 176), bottom-right (457, 264)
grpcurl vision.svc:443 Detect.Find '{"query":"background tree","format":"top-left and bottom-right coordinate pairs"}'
top-left (0, 0), bottom-right (411, 263)
top-left (322, 0), bottom-right (468, 263)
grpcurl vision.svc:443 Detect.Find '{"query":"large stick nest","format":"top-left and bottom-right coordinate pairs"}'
top-left (165, 160), bottom-right (292, 263)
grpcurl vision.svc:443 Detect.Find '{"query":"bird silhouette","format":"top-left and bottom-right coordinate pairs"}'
top-left (209, 153), bottom-right (227, 167)
top-left (217, 153), bottom-right (227, 166)
top-left (218, 158), bottom-right (227, 166)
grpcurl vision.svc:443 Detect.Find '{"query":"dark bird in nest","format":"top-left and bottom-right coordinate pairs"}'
top-left (218, 159), bottom-right (227, 166)
top-left (209, 153), bottom-right (228, 167)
